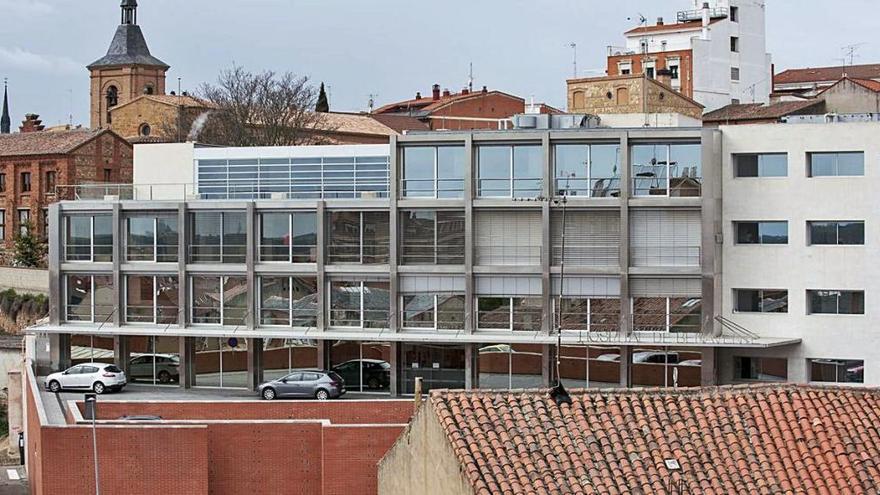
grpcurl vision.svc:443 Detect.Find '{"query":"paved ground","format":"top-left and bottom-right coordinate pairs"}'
top-left (0, 466), bottom-right (28, 494)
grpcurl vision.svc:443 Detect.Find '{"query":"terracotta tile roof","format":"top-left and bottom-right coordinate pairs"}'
top-left (703, 100), bottom-right (822, 123)
top-left (624, 18), bottom-right (720, 35)
top-left (322, 112), bottom-right (402, 137)
top-left (775, 63), bottom-right (880, 86)
top-left (110, 94), bottom-right (214, 113)
top-left (368, 113), bottom-right (429, 133)
top-left (0, 129), bottom-right (108, 157)
top-left (431, 384), bottom-right (880, 494)
top-left (373, 90), bottom-right (523, 116)
top-left (849, 78), bottom-right (880, 92)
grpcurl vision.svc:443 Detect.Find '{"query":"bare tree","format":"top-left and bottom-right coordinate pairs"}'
top-left (158, 65), bottom-right (335, 146)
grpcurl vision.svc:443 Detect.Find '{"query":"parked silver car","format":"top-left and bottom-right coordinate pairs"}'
top-left (257, 370), bottom-right (346, 401)
top-left (45, 363), bottom-right (126, 394)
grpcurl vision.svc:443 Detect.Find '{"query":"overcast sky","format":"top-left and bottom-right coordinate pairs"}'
top-left (1, 0), bottom-right (877, 127)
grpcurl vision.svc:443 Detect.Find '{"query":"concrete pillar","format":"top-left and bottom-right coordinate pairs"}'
top-left (247, 338), bottom-right (263, 390)
top-left (618, 133), bottom-right (632, 337)
top-left (463, 134), bottom-right (475, 334)
top-left (389, 341), bottom-right (399, 396)
top-left (6, 369), bottom-right (22, 459)
top-left (48, 203), bottom-right (61, 325)
top-left (177, 203), bottom-right (187, 328)
top-left (245, 202), bottom-right (256, 330)
top-left (464, 343), bottom-right (477, 390)
top-left (388, 136), bottom-right (399, 333)
top-left (316, 201), bottom-right (326, 332)
top-left (316, 339), bottom-right (327, 370)
top-left (179, 337), bottom-right (195, 389)
top-left (701, 128), bottom-right (724, 337)
top-left (49, 333), bottom-right (71, 371)
top-left (619, 345), bottom-right (632, 387)
top-left (541, 132), bottom-right (553, 336)
top-left (111, 203), bottom-right (122, 327)
top-left (113, 335), bottom-right (130, 377)
top-left (700, 346), bottom-right (717, 386)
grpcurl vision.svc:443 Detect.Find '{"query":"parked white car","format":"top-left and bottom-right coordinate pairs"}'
top-left (45, 363), bottom-right (127, 394)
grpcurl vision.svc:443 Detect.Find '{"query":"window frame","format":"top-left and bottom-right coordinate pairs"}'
top-left (808, 358), bottom-right (864, 384)
top-left (188, 211), bottom-right (247, 264)
top-left (631, 296), bottom-right (702, 333)
top-left (124, 274), bottom-right (180, 325)
top-left (258, 211), bottom-right (318, 263)
top-left (125, 215), bottom-right (179, 263)
top-left (807, 151), bottom-right (864, 177)
top-left (20, 172), bottom-right (31, 193)
top-left (400, 293), bottom-right (466, 331)
top-left (399, 210), bottom-right (466, 265)
top-left (257, 275), bottom-right (318, 328)
top-left (189, 275), bottom-right (248, 326)
top-left (326, 211), bottom-right (390, 265)
top-left (475, 296), bottom-right (543, 332)
top-left (631, 142), bottom-right (702, 197)
top-left (64, 274), bottom-right (114, 323)
top-left (476, 144), bottom-right (543, 199)
top-left (733, 221), bottom-right (789, 245)
top-left (64, 214), bottom-right (113, 262)
top-left (733, 289), bottom-right (789, 313)
top-left (807, 221), bottom-right (865, 246)
top-left (807, 289), bottom-right (865, 315)
top-left (400, 146), bottom-right (465, 199)
top-left (553, 143), bottom-right (622, 197)
top-left (732, 153), bottom-right (788, 178)
top-left (328, 280), bottom-right (390, 329)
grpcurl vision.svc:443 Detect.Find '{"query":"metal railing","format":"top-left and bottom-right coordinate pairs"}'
top-left (555, 177), bottom-right (621, 198)
top-left (400, 179), bottom-right (465, 199)
top-left (399, 244), bottom-right (465, 265)
top-left (607, 45), bottom-right (637, 57)
top-left (126, 244), bottom-right (179, 263)
top-left (677, 6), bottom-right (728, 22)
top-left (188, 245), bottom-right (247, 264)
top-left (56, 183), bottom-right (390, 201)
top-left (630, 246), bottom-right (701, 267)
top-left (475, 245), bottom-right (543, 266)
top-left (326, 244), bottom-right (390, 264)
top-left (258, 245), bottom-right (318, 263)
top-left (632, 177), bottom-right (703, 197)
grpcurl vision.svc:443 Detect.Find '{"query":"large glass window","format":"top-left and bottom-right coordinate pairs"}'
top-left (734, 289), bottom-right (788, 313)
top-left (478, 343), bottom-right (543, 389)
top-left (401, 146), bottom-right (465, 198)
top-left (734, 356), bottom-right (787, 382)
top-left (734, 221), bottom-right (788, 244)
top-left (259, 211), bottom-right (318, 262)
top-left (189, 211), bottom-right (246, 263)
top-left (632, 297), bottom-right (701, 333)
top-left (733, 153), bottom-right (787, 178)
top-left (190, 276), bottom-right (248, 325)
top-left (128, 336), bottom-right (180, 384)
top-left (401, 344), bottom-right (465, 394)
top-left (64, 215), bottom-right (112, 262)
top-left (399, 210), bottom-right (465, 264)
top-left (194, 337), bottom-right (248, 388)
top-left (125, 275), bottom-right (179, 324)
top-left (808, 221), bottom-right (864, 245)
top-left (263, 339), bottom-right (319, 381)
top-left (809, 358), bottom-right (864, 383)
top-left (631, 143), bottom-right (701, 197)
top-left (808, 290), bottom-right (864, 315)
top-left (554, 143), bottom-right (621, 197)
top-left (64, 275), bottom-right (113, 323)
top-left (259, 276), bottom-right (318, 327)
top-left (808, 152), bottom-right (864, 177)
top-left (329, 280), bottom-right (390, 328)
top-left (477, 145), bottom-right (542, 198)
top-left (400, 294), bottom-right (465, 331)
top-left (557, 298), bottom-right (620, 332)
top-left (327, 211), bottom-right (389, 264)
top-left (631, 347), bottom-right (702, 387)
top-left (328, 341), bottom-right (392, 393)
top-left (126, 215), bottom-right (178, 262)
top-left (476, 297), bottom-right (543, 332)
top-left (559, 345), bottom-right (621, 389)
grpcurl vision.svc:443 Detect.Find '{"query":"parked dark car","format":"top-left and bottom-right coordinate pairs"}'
top-left (257, 370), bottom-right (346, 400)
top-left (331, 359), bottom-right (391, 390)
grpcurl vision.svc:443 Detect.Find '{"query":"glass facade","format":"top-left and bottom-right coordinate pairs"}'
top-left (65, 215), bottom-right (113, 262)
top-left (329, 280), bottom-right (390, 328)
top-left (554, 143), bottom-right (621, 197)
top-left (197, 155), bottom-right (390, 199)
top-left (478, 343), bottom-right (543, 389)
top-left (125, 275), bottom-right (179, 324)
top-left (128, 336), bottom-right (180, 384)
top-left (559, 345), bottom-right (622, 388)
top-left (190, 276), bottom-right (248, 325)
top-left (126, 214), bottom-right (178, 262)
top-left (65, 275), bottom-right (113, 323)
top-left (477, 145), bottom-right (542, 198)
top-left (399, 210), bottom-right (465, 264)
top-left (327, 211), bottom-right (389, 264)
top-left (194, 337), bottom-right (248, 388)
top-left (259, 276), bottom-right (318, 327)
top-left (476, 297), bottom-right (543, 332)
top-left (631, 143), bottom-right (701, 197)
top-left (189, 211), bottom-right (247, 263)
top-left (400, 294), bottom-right (465, 331)
top-left (401, 146), bottom-right (465, 198)
top-left (557, 298), bottom-right (620, 332)
top-left (259, 211), bottom-right (318, 262)
top-left (632, 297), bottom-right (702, 333)
top-left (327, 341), bottom-right (392, 393)
top-left (263, 339), bottom-right (319, 381)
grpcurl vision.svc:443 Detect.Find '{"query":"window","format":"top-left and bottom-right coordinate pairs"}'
top-left (476, 297), bottom-right (543, 332)
top-left (731, 67), bottom-right (740, 81)
top-left (401, 294), bottom-right (466, 331)
top-left (730, 36), bottom-right (740, 52)
top-left (17, 209), bottom-right (30, 236)
top-left (477, 145), bottom-right (542, 198)
top-left (103, 169), bottom-right (112, 182)
top-left (734, 221), bottom-right (788, 244)
top-left (329, 280), bottom-right (390, 328)
top-left (632, 297), bottom-right (702, 333)
top-left (619, 62), bottom-right (632, 75)
top-left (554, 143), bottom-right (621, 197)
top-left (668, 63), bottom-right (680, 81)
top-left (190, 276), bottom-right (247, 325)
top-left (646, 66), bottom-right (655, 79)
top-left (808, 221), bottom-right (864, 245)
top-left (557, 298), bottom-right (620, 332)
top-left (144, 85), bottom-right (155, 95)
top-left (259, 276), bottom-right (318, 327)
top-left (809, 358), bottom-right (863, 383)
top-left (808, 290), bottom-right (864, 315)
top-left (730, 5), bottom-right (739, 22)
top-left (139, 123), bottom-right (151, 137)
top-left (631, 143), bottom-right (702, 197)
top-left (401, 146), bottom-right (465, 198)
top-left (42, 208), bottom-right (48, 238)
top-left (64, 215), bottom-right (113, 262)
top-left (0, 210), bottom-right (5, 240)
top-left (126, 215), bottom-right (179, 262)
top-left (259, 211), bottom-right (318, 263)
top-left (125, 275), bottom-right (179, 324)
top-left (45, 171), bottom-right (56, 193)
top-left (733, 153), bottom-right (787, 177)
top-left (808, 152), bottom-right (864, 177)
top-left (0, 174), bottom-right (6, 193)
top-left (188, 211), bottom-right (246, 263)
top-left (734, 357), bottom-right (787, 381)
top-left (399, 210), bottom-right (465, 264)
top-left (734, 289), bottom-right (788, 313)
top-left (327, 211), bottom-right (389, 264)
top-left (20, 172), bottom-right (31, 193)
top-left (731, 98), bottom-right (740, 105)
top-left (65, 275), bottom-right (113, 323)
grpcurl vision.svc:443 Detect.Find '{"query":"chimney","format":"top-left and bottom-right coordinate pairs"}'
top-left (701, 2), bottom-right (711, 40)
top-left (656, 68), bottom-right (674, 88)
top-left (432, 84), bottom-right (441, 101)
top-left (482, 85), bottom-right (488, 94)
top-left (415, 91), bottom-right (422, 100)
top-left (19, 114), bottom-right (45, 133)
top-left (442, 88), bottom-right (451, 97)
top-left (461, 87), bottom-right (470, 95)
top-left (657, 17), bottom-right (664, 25)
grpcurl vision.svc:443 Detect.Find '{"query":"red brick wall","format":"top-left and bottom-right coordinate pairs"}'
top-left (322, 425), bottom-right (404, 495)
top-left (428, 93), bottom-right (524, 130)
top-left (607, 49), bottom-right (694, 97)
top-left (25, 374), bottom-right (44, 493)
top-left (206, 422), bottom-right (323, 495)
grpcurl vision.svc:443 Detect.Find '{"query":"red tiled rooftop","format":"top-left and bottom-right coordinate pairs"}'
top-left (624, 18), bottom-right (721, 35)
top-left (0, 129), bottom-right (107, 157)
top-left (431, 384), bottom-right (880, 494)
top-left (775, 63), bottom-right (880, 85)
top-left (703, 100), bottom-right (823, 123)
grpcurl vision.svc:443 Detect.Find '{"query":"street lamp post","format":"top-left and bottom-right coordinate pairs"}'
top-left (84, 393), bottom-right (100, 495)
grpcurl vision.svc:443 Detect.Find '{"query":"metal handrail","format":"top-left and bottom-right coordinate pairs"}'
top-left (714, 315), bottom-right (760, 341)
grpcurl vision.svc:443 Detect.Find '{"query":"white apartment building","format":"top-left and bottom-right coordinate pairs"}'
top-left (719, 120), bottom-right (878, 385)
top-left (607, 0), bottom-right (772, 110)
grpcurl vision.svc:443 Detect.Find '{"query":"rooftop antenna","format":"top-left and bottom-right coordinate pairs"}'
top-left (569, 43), bottom-right (577, 79)
top-left (68, 88), bottom-right (74, 128)
top-left (368, 93), bottom-right (377, 112)
top-left (841, 43), bottom-right (866, 76)
top-left (468, 62), bottom-right (474, 92)
top-left (177, 77), bottom-right (182, 96)
top-left (327, 85), bottom-right (332, 107)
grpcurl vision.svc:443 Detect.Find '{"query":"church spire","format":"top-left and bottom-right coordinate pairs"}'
top-left (121, 0), bottom-right (137, 25)
top-left (1, 79), bottom-right (10, 134)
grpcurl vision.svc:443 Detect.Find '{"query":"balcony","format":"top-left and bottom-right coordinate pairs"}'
top-left (676, 7), bottom-right (728, 22)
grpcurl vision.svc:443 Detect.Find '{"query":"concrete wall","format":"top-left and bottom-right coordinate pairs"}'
top-left (0, 267), bottom-right (48, 295)
top-left (133, 141), bottom-right (195, 199)
top-left (378, 403), bottom-right (474, 495)
top-left (820, 80), bottom-right (880, 114)
top-left (719, 122), bottom-right (880, 384)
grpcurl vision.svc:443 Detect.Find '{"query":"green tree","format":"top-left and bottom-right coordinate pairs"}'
top-left (315, 82), bottom-right (330, 112)
top-left (12, 221), bottom-right (45, 268)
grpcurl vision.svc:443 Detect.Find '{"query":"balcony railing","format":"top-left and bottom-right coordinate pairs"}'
top-left (677, 7), bottom-right (728, 22)
top-left (607, 45), bottom-right (637, 57)
top-left (399, 244), bottom-right (465, 265)
top-left (56, 183), bottom-right (388, 201)
top-left (326, 244), bottom-right (390, 264)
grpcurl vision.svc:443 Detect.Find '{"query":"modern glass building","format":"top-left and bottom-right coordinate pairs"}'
top-left (35, 127), bottom-right (800, 395)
